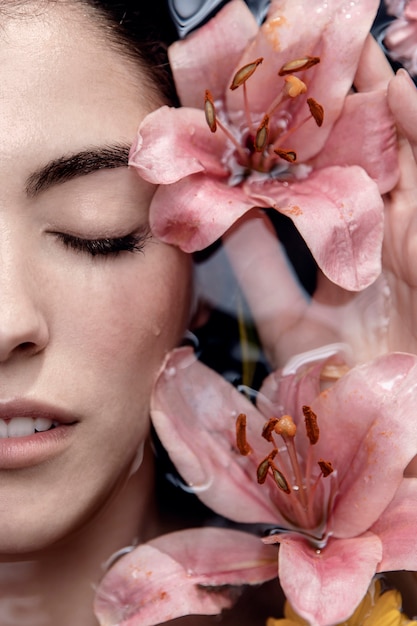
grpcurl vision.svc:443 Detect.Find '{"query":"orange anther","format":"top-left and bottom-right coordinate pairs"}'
top-left (307, 98), bottom-right (324, 127)
top-left (269, 461), bottom-right (291, 493)
top-left (278, 56), bottom-right (320, 76)
top-left (274, 148), bottom-right (297, 163)
top-left (257, 450), bottom-right (277, 484)
top-left (236, 413), bottom-right (252, 456)
top-left (318, 459), bottom-right (334, 477)
top-left (254, 114), bottom-right (270, 152)
top-left (262, 417), bottom-right (279, 442)
top-left (303, 405), bottom-right (319, 445)
top-left (204, 90), bottom-right (217, 132)
top-left (230, 57), bottom-right (263, 90)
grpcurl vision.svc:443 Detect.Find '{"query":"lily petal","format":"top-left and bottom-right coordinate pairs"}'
top-left (275, 532), bottom-right (382, 626)
top-left (94, 527), bottom-right (277, 626)
top-left (168, 0), bottom-right (258, 108)
top-left (247, 165), bottom-right (384, 290)
top-left (372, 478), bottom-right (417, 572)
top-left (151, 347), bottom-right (283, 523)
top-left (149, 174), bottom-right (256, 252)
top-left (128, 107), bottom-right (229, 184)
top-left (310, 353), bottom-right (417, 538)
top-left (311, 91), bottom-right (399, 194)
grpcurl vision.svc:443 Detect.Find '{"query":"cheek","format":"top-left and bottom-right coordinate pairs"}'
top-left (49, 244), bottom-right (192, 398)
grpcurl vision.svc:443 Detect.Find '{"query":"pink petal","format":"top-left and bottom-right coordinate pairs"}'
top-left (168, 0), bottom-right (258, 108)
top-left (149, 174), bottom-right (255, 252)
top-left (128, 107), bottom-right (229, 184)
top-left (311, 353), bottom-right (417, 538)
top-left (372, 478), bottom-right (417, 572)
top-left (247, 165), bottom-right (383, 290)
top-left (226, 0), bottom-right (380, 161)
top-left (275, 533), bottom-right (382, 626)
top-left (259, 347), bottom-right (346, 425)
top-left (311, 91), bottom-right (399, 194)
top-left (94, 527), bottom-right (277, 626)
top-left (151, 347), bottom-right (282, 523)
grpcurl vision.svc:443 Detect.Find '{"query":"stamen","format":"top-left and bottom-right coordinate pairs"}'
top-left (274, 148), bottom-right (297, 162)
top-left (230, 57), bottom-right (263, 90)
top-left (283, 75), bottom-right (307, 98)
top-left (307, 98), bottom-right (324, 127)
top-left (204, 90), bottom-right (217, 132)
top-left (236, 413), bottom-right (252, 456)
top-left (274, 415), bottom-right (297, 438)
top-left (257, 450), bottom-right (277, 484)
top-left (278, 56), bottom-right (320, 76)
top-left (303, 405), bottom-right (319, 445)
top-left (254, 115), bottom-right (270, 152)
top-left (262, 417), bottom-right (279, 443)
top-left (318, 459), bottom-right (334, 477)
top-left (269, 461), bottom-right (291, 493)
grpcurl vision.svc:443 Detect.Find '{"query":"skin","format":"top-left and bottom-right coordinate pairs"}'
top-left (0, 2), bottom-right (191, 624)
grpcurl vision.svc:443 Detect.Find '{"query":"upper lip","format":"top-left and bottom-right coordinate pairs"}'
top-left (0, 399), bottom-right (78, 424)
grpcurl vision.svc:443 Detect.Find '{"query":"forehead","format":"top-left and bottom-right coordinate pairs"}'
top-left (0, 2), bottom-right (153, 169)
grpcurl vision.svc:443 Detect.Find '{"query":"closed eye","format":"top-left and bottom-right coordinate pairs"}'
top-left (54, 228), bottom-right (152, 257)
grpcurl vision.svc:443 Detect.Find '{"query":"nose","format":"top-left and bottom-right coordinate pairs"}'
top-left (0, 262), bottom-right (49, 363)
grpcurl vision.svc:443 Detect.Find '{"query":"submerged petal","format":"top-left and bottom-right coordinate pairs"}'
top-left (151, 347), bottom-right (282, 523)
top-left (247, 165), bottom-right (384, 291)
top-left (276, 533), bottom-right (382, 626)
top-left (94, 527), bottom-right (277, 626)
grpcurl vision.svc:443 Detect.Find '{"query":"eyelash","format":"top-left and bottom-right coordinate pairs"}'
top-left (55, 229), bottom-right (151, 257)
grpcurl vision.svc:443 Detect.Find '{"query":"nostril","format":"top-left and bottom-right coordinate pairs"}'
top-left (17, 342), bottom-right (37, 353)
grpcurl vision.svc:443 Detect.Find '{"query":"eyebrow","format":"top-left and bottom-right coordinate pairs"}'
top-left (25, 143), bottom-right (131, 197)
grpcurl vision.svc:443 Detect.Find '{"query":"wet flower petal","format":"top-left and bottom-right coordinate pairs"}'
top-left (372, 478), bottom-right (417, 571)
top-left (148, 173), bottom-right (256, 252)
top-left (129, 107), bottom-right (229, 184)
top-left (311, 90), bottom-right (399, 194)
top-left (247, 165), bottom-right (384, 291)
top-left (274, 533), bottom-right (383, 626)
top-left (94, 527), bottom-right (277, 626)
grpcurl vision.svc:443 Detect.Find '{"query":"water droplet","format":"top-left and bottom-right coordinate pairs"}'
top-left (166, 366), bottom-right (176, 377)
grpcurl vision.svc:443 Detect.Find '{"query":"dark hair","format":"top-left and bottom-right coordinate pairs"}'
top-left (80, 0), bottom-right (179, 105)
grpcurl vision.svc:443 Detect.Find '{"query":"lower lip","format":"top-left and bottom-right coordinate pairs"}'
top-left (0, 424), bottom-right (76, 469)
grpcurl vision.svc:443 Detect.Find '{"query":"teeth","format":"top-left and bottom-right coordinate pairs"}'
top-left (0, 417), bottom-right (55, 438)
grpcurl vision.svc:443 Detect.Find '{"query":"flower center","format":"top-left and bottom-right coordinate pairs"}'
top-left (204, 55), bottom-right (324, 177)
top-left (236, 406), bottom-right (336, 546)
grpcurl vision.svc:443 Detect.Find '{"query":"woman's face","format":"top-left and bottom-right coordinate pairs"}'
top-left (0, 3), bottom-right (191, 552)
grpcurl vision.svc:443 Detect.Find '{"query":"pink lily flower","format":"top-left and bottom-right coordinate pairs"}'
top-left (129, 0), bottom-right (398, 291)
top-left (384, 0), bottom-right (417, 75)
top-left (139, 347), bottom-right (417, 626)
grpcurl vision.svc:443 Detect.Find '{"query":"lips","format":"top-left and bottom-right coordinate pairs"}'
top-left (0, 400), bottom-right (78, 468)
